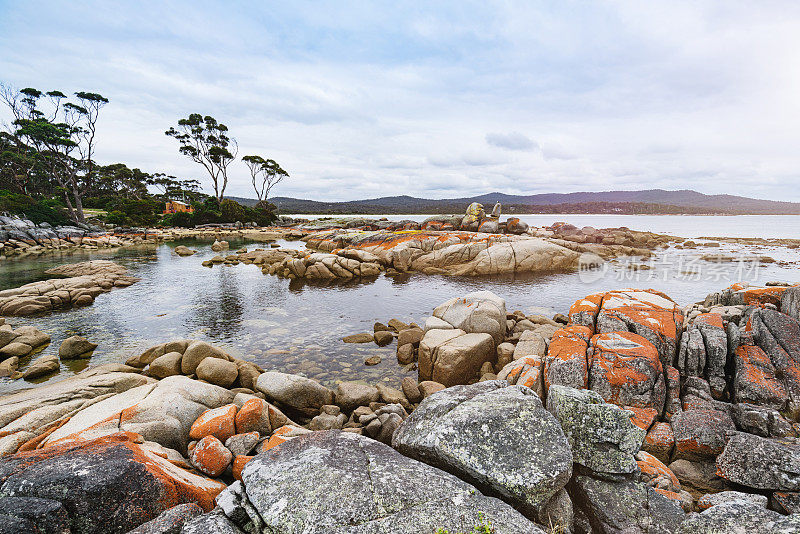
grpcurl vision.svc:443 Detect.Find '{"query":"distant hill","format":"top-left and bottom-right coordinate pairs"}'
top-left (228, 189), bottom-right (800, 215)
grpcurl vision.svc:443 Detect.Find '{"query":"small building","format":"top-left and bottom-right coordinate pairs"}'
top-left (164, 200), bottom-right (194, 214)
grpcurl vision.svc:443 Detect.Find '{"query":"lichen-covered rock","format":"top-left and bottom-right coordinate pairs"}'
top-left (546, 385), bottom-right (645, 475)
top-left (188, 404), bottom-right (237, 442)
top-left (568, 474), bottom-right (685, 534)
top-left (233, 398), bottom-right (288, 436)
top-left (643, 422), bottom-right (675, 464)
top-left (392, 381), bottom-right (572, 520)
top-left (544, 325), bottom-right (591, 393)
top-left (497, 354), bottom-right (545, 397)
top-left (716, 432), bottom-right (800, 490)
top-left (190, 435), bottom-right (233, 477)
top-left (212, 430), bottom-right (543, 533)
top-left (733, 344), bottom-right (789, 410)
top-left (670, 408), bottom-right (735, 461)
top-left (594, 289), bottom-right (683, 366)
top-left (0, 496), bottom-right (71, 534)
top-left (697, 491), bottom-right (768, 511)
top-left (127, 503), bottom-right (204, 534)
top-left (0, 433), bottom-right (225, 533)
top-left (588, 331), bottom-right (666, 412)
top-left (676, 501), bottom-right (800, 534)
top-left (746, 307), bottom-right (800, 416)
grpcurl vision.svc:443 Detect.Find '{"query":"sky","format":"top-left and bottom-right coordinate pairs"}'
top-left (2, 1), bottom-right (800, 202)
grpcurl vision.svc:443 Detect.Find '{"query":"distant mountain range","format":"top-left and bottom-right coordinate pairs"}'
top-left (227, 189), bottom-right (800, 215)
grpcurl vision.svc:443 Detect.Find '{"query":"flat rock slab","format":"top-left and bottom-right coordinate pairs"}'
top-left (392, 380), bottom-right (572, 520)
top-left (213, 430), bottom-right (542, 533)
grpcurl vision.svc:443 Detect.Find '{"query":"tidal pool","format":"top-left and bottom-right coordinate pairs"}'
top-left (2, 233), bottom-right (800, 394)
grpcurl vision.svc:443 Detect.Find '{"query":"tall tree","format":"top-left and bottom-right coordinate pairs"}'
top-left (242, 155), bottom-right (289, 202)
top-left (165, 114), bottom-right (237, 201)
top-left (1, 85), bottom-right (108, 221)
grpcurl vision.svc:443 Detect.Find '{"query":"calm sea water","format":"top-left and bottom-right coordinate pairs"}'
top-left (290, 214), bottom-right (800, 240)
top-left (2, 215), bottom-right (799, 394)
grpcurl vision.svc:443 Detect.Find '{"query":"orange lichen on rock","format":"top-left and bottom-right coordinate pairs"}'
top-left (235, 398), bottom-right (272, 435)
top-left (626, 406), bottom-right (658, 432)
top-left (499, 355), bottom-right (544, 397)
top-left (189, 404), bottom-right (237, 442)
top-left (733, 344), bottom-right (788, 409)
top-left (588, 331), bottom-right (666, 411)
top-left (232, 455), bottom-right (254, 481)
top-left (190, 435), bottom-right (233, 477)
top-left (643, 422), bottom-right (675, 463)
top-left (637, 450), bottom-right (680, 491)
top-left (6, 432), bottom-right (225, 513)
top-left (544, 327), bottom-right (591, 393)
top-left (568, 293), bottom-right (604, 330)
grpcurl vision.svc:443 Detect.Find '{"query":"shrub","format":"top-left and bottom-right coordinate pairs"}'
top-left (220, 198), bottom-right (246, 223)
top-left (161, 210), bottom-right (194, 228)
top-left (105, 210), bottom-right (128, 226)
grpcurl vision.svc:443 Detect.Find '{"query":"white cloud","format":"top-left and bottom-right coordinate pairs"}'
top-left (2, 1), bottom-right (800, 201)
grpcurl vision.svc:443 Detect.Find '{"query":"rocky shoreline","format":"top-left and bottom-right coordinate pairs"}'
top-left (2, 204), bottom-right (800, 532)
top-left (0, 276), bottom-right (799, 532)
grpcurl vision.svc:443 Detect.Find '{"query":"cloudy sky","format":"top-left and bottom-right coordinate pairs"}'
top-left (2, 1), bottom-right (800, 201)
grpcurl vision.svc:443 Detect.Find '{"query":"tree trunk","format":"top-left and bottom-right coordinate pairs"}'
top-left (62, 191), bottom-right (77, 222)
top-left (73, 189), bottom-right (85, 222)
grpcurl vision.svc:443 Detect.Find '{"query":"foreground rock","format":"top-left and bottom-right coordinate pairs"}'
top-left (393, 380), bottom-right (572, 521)
top-left (0, 433), bottom-right (225, 533)
top-left (0, 260), bottom-right (138, 316)
top-left (191, 430), bottom-right (542, 533)
top-left (676, 501), bottom-right (800, 533)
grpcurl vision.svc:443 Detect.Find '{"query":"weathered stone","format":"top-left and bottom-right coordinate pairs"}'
top-left (180, 341), bottom-right (228, 375)
top-left (393, 381), bottom-right (572, 520)
top-left (148, 351), bottom-right (183, 379)
top-left (419, 330), bottom-right (494, 387)
top-left (697, 491), bottom-right (768, 511)
top-left (0, 496), bottom-right (71, 534)
top-left (676, 501), bottom-right (800, 534)
top-left (255, 371), bottom-right (333, 416)
top-left (343, 333), bottom-right (374, 343)
top-left (335, 382), bottom-right (380, 412)
top-left (58, 335), bottom-right (97, 359)
top-left (670, 408), bottom-right (735, 461)
top-left (221, 430), bottom-right (542, 533)
top-left (418, 381), bottom-right (445, 398)
top-left (716, 432), bottom-right (800, 490)
top-left (546, 385), bottom-right (645, 475)
top-left (189, 404), bottom-right (237, 442)
top-left (128, 503), bottom-right (204, 534)
top-left (401, 377), bottom-right (422, 404)
top-left (432, 290), bottom-right (507, 345)
top-left (20, 354), bottom-right (59, 379)
top-left (569, 474), bottom-right (685, 534)
top-left (195, 357), bottom-right (239, 388)
top-left (224, 432), bottom-right (260, 457)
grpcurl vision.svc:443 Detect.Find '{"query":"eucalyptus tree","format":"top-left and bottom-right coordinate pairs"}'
top-left (242, 154), bottom-right (289, 203)
top-left (0, 84), bottom-right (108, 221)
top-left (165, 114), bottom-right (237, 201)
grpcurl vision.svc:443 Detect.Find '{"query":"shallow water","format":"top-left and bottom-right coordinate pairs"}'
top-left (2, 223), bottom-right (800, 395)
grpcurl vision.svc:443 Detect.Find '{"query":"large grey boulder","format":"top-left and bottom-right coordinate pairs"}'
top-left (716, 432), bottom-right (800, 490)
top-left (677, 501), bottom-right (800, 534)
top-left (255, 371), bottom-right (334, 416)
top-left (569, 475), bottom-right (686, 534)
top-left (546, 385), bottom-right (645, 475)
top-left (211, 430), bottom-right (542, 533)
top-left (392, 380), bottom-right (572, 520)
top-left (431, 290), bottom-right (507, 346)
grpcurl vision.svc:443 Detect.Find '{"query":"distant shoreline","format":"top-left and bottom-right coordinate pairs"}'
top-left (285, 212), bottom-right (800, 217)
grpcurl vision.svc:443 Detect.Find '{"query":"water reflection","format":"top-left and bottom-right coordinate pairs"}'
top-left (2, 236), bottom-right (800, 395)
